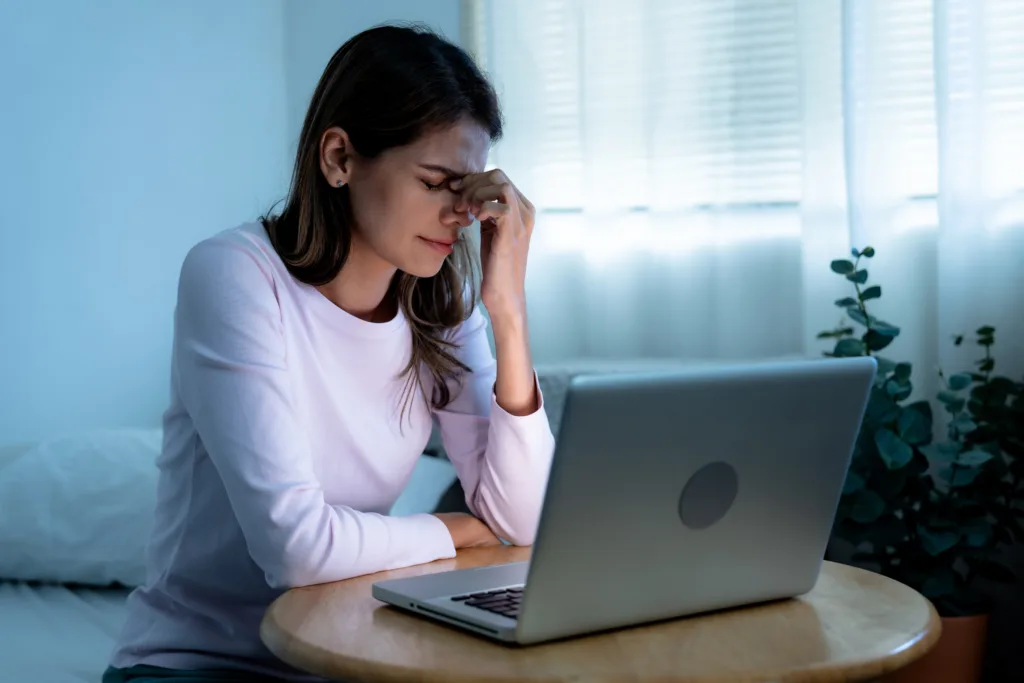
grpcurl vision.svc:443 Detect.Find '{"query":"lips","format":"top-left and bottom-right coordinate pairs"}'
top-left (420, 236), bottom-right (456, 254)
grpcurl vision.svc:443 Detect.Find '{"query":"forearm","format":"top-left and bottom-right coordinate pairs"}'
top-left (490, 311), bottom-right (539, 416)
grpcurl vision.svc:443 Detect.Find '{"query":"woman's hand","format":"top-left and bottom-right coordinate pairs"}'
top-left (432, 512), bottom-right (504, 548)
top-left (450, 170), bottom-right (535, 325)
top-left (451, 170), bottom-right (539, 416)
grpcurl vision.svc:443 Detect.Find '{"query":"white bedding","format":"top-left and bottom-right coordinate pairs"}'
top-left (0, 580), bottom-right (129, 683)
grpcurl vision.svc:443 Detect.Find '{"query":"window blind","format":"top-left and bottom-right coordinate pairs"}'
top-left (471, 0), bottom-right (1023, 212)
top-left (479, 0), bottom-right (803, 210)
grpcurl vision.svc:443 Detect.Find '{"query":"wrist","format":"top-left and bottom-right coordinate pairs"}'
top-left (489, 308), bottom-right (528, 342)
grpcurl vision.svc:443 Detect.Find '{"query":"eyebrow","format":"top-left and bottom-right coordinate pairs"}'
top-left (417, 163), bottom-right (467, 178)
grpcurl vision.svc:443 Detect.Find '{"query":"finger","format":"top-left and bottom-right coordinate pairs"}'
top-left (473, 201), bottom-right (511, 224)
top-left (451, 170), bottom-right (508, 203)
top-left (482, 170), bottom-right (530, 214)
top-left (458, 183), bottom-right (510, 213)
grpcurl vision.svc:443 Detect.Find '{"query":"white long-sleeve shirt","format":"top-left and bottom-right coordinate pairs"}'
top-left (108, 222), bottom-right (555, 679)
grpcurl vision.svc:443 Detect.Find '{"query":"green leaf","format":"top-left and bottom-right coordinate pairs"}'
top-left (951, 416), bottom-right (978, 434)
top-left (976, 325), bottom-right (995, 336)
top-left (817, 327), bottom-right (855, 339)
top-left (918, 527), bottom-right (961, 555)
top-left (872, 320), bottom-right (900, 337)
top-left (875, 356), bottom-right (897, 375)
top-left (862, 246), bottom-right (876, 257)
top-left (831, 259), bottom-right (856, 275)
top-left (835, 338), bottom-right (866, 357)
top-left (842, 471), bottom-right (866, 495)
top-left (957, 449), bottom-right (994, 467)
top-left (861, 285), bottom-right (882, 300)
top-left (850, 490), bottom-right (886, 523)
top-left (978, 358), bottom-right (994, 373)
top-left (875, 429), bottom-right (914, 469)
top-left (963, 520), bottom-right (994, 547)
top-left (865, 329), bottom-right (895, 351)
top-left (972, 560), bottom-right (1016, 584)
top-left (887, 379), bottom-right (913, 400)
top-left (846, 307), bottom-right (870, 327)
top-left (938, 463), bottom-right (981, 487)
top-left (947, 373), bottom-right (973, 391)
top-left (847, 269), bottom-right (869, 284)
top-left (898, 403), bottom-right (932, 444)
top-left (866, 388), bottom-right (901, 423)
top-left (920, 442), bottom-right (960, 464)
top-left (894, 363), bottom-right (912, 381)
top-left (937, 390), bottom-right (962, 405)
top-left (834, 297), bottom-right (858, 308)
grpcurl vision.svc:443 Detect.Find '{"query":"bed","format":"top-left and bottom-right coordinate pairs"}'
top-left (1, 580), bottom-right (130, 683)
top-left (0, 431), bottom-right (460, 683)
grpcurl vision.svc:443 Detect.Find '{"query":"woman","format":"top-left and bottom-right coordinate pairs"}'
top-left (104, 24), bottom-right (554, 682)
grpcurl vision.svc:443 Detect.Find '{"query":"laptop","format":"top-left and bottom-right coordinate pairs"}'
top-left (372, 356), bottom-right (877, 645)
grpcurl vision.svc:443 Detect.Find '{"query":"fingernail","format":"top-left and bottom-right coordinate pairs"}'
top-left (450, 178), bottom-right (462, 189)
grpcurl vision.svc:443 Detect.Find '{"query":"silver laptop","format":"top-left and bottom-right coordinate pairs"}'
top-left (372, 356), bottom-right (877, 645)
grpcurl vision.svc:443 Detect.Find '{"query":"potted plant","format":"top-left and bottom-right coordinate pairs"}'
top-left (817, 247), bottom-right (1022, 683)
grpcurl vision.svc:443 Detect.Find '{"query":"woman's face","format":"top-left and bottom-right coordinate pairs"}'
top-left (328, 118), bottom-right (491, 278)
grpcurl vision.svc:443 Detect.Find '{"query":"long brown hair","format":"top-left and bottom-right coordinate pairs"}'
top-left (260, 24), bottom-right (503, 418)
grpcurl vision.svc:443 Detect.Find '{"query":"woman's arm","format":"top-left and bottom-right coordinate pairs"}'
top-left (431, 307), bottom-right (555, 546)
top-left (175, 239), bottom-right (455, 589)
top-left (491, 312), bottom-right (539, 417)
top-left (436, 168), bottom-right (553, 545)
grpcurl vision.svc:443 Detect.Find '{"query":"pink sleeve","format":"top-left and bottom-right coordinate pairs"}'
top-left (431, 307), bottom-right (556, 546)
top-left (174, 239), bottom-right (455, 590)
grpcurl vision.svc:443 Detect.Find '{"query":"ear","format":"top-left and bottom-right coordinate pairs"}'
top-left (319, 127), bottom-right (354, 188)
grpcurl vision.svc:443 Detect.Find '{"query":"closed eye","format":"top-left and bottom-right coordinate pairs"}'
top-left (422, 180), bottom-right (446, 191)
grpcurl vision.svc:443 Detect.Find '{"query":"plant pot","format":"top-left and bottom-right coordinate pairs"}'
top-left (883, 614), bottom-right (989, 683)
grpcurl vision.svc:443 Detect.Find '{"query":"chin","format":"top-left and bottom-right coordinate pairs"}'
top-left (399, 257), bottom-right (447, 279)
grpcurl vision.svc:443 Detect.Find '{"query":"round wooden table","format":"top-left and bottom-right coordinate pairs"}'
top-left (261, 546), bottom-right (941, 683)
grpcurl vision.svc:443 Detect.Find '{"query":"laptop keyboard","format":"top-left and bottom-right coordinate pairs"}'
top-left (450, 585), bottom-right (524, 620)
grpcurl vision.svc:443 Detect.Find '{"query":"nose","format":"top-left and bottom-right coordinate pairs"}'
top-left (442, 201), bottom-right (474, 229)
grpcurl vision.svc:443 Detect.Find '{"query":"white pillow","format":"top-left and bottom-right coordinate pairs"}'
top-left (0, 428), bottom-right (161, 587)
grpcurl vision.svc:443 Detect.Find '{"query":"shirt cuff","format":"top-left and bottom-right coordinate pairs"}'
top-left (411, 512), bottom-right (458, 559)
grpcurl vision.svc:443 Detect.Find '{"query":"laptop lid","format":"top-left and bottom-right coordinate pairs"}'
top-left (514, 356), bottom-right (876, 645)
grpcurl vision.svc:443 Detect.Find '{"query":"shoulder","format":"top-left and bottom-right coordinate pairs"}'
top-left (180, 223), bottom-right (280, 291)
top-left (177, 222), bottom-right (285, 315)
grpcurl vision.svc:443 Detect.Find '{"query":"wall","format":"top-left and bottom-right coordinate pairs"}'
top-left (283, 0), bottom-right (461, 157)
top-left (0, 0), bottom-right (459, 447)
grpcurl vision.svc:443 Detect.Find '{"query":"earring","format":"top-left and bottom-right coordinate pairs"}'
top-left (336, 179), bottom-right (345, 188)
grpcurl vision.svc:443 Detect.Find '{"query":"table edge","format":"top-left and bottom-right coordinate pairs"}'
top-left (260, 561), bottom-right (945, 683)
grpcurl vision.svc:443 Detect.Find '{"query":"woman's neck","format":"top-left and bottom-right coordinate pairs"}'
top-left (316, 235), bottom-right (398, 323)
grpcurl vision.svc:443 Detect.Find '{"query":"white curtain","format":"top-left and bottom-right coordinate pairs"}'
top-left (468, 0), bottom-right (1023, 397)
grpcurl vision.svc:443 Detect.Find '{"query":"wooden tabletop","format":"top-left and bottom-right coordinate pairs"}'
top-left (261, 546), bottom-right (941, 683)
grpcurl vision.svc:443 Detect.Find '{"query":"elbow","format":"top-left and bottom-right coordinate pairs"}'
top-left (256, 536), bottom-right (334, 590)
top-left (493, 506), bottom-right (542, 547)
top-left (263, 561), bottom-right (313, 591)
top-left (503, 526), bottom-right (538, 547)
top-left (473, 482), bottom-right (547, 548)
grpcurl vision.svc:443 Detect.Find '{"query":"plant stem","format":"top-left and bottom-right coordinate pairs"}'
top-left (851, 255), bottom-right (876, 357)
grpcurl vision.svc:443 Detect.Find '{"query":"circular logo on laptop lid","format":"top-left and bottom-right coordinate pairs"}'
top-left (678, 461), bottom-right (739, 530)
